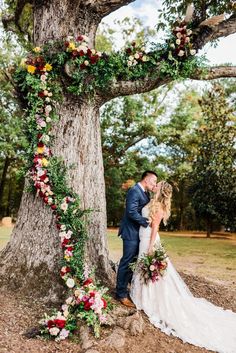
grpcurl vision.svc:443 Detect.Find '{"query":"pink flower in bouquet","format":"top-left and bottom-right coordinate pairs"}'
top-left (59, 328), bottom-right (69, 340)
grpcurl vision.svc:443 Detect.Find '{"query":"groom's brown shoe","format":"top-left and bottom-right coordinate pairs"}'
top-left (119, 297), bottom-right (136, 308)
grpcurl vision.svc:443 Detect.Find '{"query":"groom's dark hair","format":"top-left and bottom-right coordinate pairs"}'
top-left (141, 171), bottom-right (158, 180)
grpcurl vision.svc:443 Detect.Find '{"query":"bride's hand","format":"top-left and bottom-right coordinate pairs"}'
top-left (148, 247), bottom-right (154, 256)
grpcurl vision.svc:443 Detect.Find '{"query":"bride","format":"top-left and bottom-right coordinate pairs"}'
top-left (130, 181), bottom-right (236, 353)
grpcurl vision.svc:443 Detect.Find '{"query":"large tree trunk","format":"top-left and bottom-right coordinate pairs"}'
top-left (0, 1), bottom-right (114, 301)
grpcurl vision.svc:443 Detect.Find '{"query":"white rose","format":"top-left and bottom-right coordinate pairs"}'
top-left (176, 39), bottom-right (181, 45)
top-left (66, 278), bottom-right (75, 288)
top-left (43, 135), bottom-right (50, 142)
top-left (134, 53), bottom-right (139, 59)
top-left (83, 35), bottom-right (89, 42)
top-left (91, 49), bottom-right (96, 54)
top-left (176, 32), bottom-right (182, 38)
top-left (40, 75), bottom-right (47, 82)
top-left (187, 29), bottom-right (192, 36)
top-left (45, 97), bottom-right (51, 102)
top-left (45, 105), bottom-right (52, 113)
top-left (61, 225), bottom-right (66, 230)
top-left (133, 59), bottom-right (138, 65)
top-left (97, 51), bottom-right (102, 57)
top-left (190, 49), bottom-right (196, 55)
top-left (48, 92), bottom-right (53, 97)
top-left (60, 202), bottom-right (68, 212)
top-left (178, 50), bottom-right (185, 57)
top-left (46, 117), bottom-right (52, 123)
top-left (78, 45), bottom-right (87, 53)
top-left (149, 265), bottom-right (155, 271)
top-left (48, 197), bottom-right (53, 205)
top-left (84, 60), bottom-right (89, 66)
top-left (127, 61), bottom-right (132, 66)
top-left (170, 43), bottom-right (175, 49)
top-left (43, 90), bottom-right (49, 96)
top-left (141, 46), bottom-right (145, 51)
top-left (65, 230), bottom-right (73, 239)
top-left (185, 36), bottom-right (190, 43)
top-left (66, 296), bottom-right (73, 305)
top-left (128, 55), bottom-right (134, 61)
top-left (49, 327), bottom-right (60, 336)
top-left (142, 55), bottom-right (148, 62)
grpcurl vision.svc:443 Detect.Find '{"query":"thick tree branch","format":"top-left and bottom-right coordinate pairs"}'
top-left (191, 66), bottom-right (236, 80)
top-left (100, 66), bottom-right (236, 102)
top-left (193, 14), bottom-right (236, 50)
top-left (83, 0), bottom-right (135, 17)
top-left (101, 72), bottom-right (171, 101)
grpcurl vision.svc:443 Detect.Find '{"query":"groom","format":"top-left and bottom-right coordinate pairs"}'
top-left (116, 171), bottom-right (158, 307)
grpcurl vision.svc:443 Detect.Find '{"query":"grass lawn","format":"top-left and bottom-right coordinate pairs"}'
top-left (1, 226), bottom-right (235, 285)
top-left (107, 229), bottom-right (236, 285)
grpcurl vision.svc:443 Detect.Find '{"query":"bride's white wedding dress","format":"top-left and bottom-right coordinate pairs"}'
top-left (130, 205), bottom-right (236, 353)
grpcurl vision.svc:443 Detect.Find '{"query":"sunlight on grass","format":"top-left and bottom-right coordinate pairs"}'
top-left (0, 226), bottom-right (13, 250)
top-left (107, 229), bottom-right (236, 284)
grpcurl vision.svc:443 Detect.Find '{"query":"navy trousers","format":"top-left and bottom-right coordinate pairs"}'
top-left (116, 239), bottom-right (139, 299)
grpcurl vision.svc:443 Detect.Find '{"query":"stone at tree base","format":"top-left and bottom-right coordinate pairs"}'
top-left (1, 217), bottom-right (12, 227)
top-left (116, 311), bottom-right (144, 336)
top-left (102, 327), bottom-right (126, 349)
top-left (80, 325), bottom-right (97, 350)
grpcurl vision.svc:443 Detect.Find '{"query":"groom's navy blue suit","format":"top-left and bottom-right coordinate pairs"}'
top-left (116, 183), bottom-right (150, 299)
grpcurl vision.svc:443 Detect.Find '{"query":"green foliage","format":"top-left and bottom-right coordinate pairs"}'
top-left (157, 0), bottom-right (235, 31)
top-left (190, 84), bottom-right (236, 232)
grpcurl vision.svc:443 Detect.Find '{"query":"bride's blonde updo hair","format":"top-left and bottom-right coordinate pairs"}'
top-left (149, 181), bottom-right (173, 225)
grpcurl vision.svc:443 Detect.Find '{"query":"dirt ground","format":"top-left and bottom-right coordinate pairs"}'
top-left (0, 272), bottom-right (235, 353)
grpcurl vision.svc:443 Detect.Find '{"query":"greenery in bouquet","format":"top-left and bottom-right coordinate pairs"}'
top-left (130, 245), bottom-right (168, 284)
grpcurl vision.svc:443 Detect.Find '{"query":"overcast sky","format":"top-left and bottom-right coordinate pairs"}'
top-left (103, 0), bottom-right (236, 66)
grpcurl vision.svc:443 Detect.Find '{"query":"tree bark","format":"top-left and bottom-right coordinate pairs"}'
top-left (0, 94), bottom-right (113, 301)
top-left (206, 218), bottom-right (212, 238)
top-left (0, 1), bottom-right (114, 301)
top-left (0, 156), bottom-right (10, 218)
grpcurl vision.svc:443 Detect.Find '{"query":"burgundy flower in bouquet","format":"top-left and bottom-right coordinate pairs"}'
top-left (130, 244), bottom-right (168, 284)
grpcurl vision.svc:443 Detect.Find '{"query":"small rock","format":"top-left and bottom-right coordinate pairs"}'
top-left (103, 328), bottom-right (126, 349)
top-left (80, 325), bottom-right (96, 350)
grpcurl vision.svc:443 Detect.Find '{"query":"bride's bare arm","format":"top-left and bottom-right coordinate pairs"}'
top-left (148, 210), bottom-right (164, 254)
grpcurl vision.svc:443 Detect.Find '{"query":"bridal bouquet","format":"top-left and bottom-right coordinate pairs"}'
top-left (131, 245), bottom-right (168, 284)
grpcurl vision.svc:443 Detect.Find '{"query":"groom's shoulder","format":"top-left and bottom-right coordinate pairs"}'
top-left (127, 183), bottom-right (141, 196)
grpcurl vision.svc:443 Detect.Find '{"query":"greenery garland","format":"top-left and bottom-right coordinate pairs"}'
top-left (13, 20), bottom-right (206, 341)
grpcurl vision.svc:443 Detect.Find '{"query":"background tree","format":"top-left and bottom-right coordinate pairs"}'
top-left (101, 90), bottom-right (166, 225)
top-left (0, 22), bottom-right (27, 218)
top-left (0, 0), bottom-right (236, 300)
top-left (190, 84), bottom-right (236, 237)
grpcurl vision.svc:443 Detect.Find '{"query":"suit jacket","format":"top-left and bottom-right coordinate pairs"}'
top-left (118, 183), bottom-right (150, 241)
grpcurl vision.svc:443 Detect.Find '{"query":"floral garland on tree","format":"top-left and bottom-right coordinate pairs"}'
top-left (14, 21), bottom-right (205, 341)
top-left (14, 43), bottom-right (112, 340)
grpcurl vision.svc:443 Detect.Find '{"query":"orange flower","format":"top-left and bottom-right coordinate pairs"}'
top-left (43, 63), bottom-right (53, 71)
top-left (37, 146), bottom-right (45, 154)
top-left (27, 65), bottom-right (36, 74)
